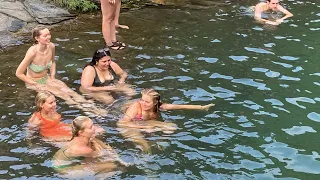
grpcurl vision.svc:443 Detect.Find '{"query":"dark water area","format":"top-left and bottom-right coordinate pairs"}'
top-left (1, 0), bottom-right (320, 179)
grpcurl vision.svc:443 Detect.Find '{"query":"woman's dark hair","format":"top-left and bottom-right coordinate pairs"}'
top-left (84, 47), bottom-right (111, 68)
top-left (141, 88), bottom-right (162, 113)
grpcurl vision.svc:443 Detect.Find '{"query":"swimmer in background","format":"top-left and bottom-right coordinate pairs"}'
top-left (53, 116), bottom-right (129, 178)
top-left (117, 88), bottom-right (215, 152)
top-left (254, 0), bottom-right (293, 25)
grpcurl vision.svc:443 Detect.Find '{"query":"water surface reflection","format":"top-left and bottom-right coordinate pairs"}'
top-left (1, 0), bottom-right (320, 179)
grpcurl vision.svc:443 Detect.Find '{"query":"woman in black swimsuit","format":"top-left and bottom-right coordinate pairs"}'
top-left (80, 47), bottom-right (135, 104)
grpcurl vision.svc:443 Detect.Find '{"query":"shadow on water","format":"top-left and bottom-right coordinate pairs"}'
top-left (1, 0), bottom-right (320, 178)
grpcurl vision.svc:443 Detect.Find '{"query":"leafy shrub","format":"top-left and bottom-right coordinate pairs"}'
top-left (52, 0), bottom-right (98, 12)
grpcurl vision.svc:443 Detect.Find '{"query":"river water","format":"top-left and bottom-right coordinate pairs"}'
top-left (1, 0), bottom-right (320, 179)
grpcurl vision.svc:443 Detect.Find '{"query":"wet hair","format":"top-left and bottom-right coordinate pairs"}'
top-left (71, 116), bottom-right (91, 140)
top-left (32, 25), bottom-right (47, 44)
top-left (35, 91), bottom-right (54, 112)
top-left (84, 47), bottom-right (112, 68)
top-left (141, 88), bottom-right (162, 113)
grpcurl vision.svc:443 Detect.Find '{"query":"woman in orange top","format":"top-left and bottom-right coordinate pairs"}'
top-left (28, 91), bottom-right (103, 141)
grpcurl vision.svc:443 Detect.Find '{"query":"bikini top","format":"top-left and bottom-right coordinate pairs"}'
top-left (28, 60), bottom-right (53, 73)
top-left (92, 66), bottom-right (116, 87)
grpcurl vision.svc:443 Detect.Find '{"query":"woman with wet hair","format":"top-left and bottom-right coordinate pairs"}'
top-left (117, 88), bottom-right (215, 152)
top-left (80, 47), bottom-right (135, 104)
top-left (16, 25), bottom-right (106, 116)
top-left (28, 91), bottom-right (104, 142)
top-left (53, 116), bottom-right (129, 177)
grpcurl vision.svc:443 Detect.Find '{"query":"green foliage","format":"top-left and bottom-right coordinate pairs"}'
top-left (52, 0), bottom-right (98, 12)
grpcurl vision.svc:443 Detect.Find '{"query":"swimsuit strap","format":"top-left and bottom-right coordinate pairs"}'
top-left (139, 102), bottom-right (142, 116)
top-left (62, 148), bottom-right (72, 160)
top-left (93, 66), bottom-right (115, 87)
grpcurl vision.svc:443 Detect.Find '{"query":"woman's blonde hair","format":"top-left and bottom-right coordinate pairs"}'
top-left (71, 116), bottom-right (91, 140)
top-left (35, 91), bottom-right (54, 112)
top-left (141, 88), bottom-right (162, 112)
top-left (32, 25), bottom-right (47, 44)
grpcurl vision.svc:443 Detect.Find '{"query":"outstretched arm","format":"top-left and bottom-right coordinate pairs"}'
top-left (160, 103), bottom-right (215, 111)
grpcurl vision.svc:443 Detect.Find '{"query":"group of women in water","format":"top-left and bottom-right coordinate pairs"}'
top-left (15, 2), bottom-right (214, 177)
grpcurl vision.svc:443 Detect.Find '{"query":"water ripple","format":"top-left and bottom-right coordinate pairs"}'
top-left (282, 126), bottom-right (316, 136)
top-left (262, 142), bottom-right (320, 174)
top-left (209, 73), bottom-right (233, 80)
top-left (244, 47), bottom-right (274, 54)
top-left (229, 56), bottom-right (249, 62)
top-left (286, 97), bottom-right (316, 109)
top-left (279, 56), bottom-right (299, 61)
top-left (232, 78), bottom-right (270, 90)
top-left (208, 86), bottom-right (240, 99)
top-left (197, 57), bottom-right (219, 63)
top-left (307, 112), bottom-right (320, 122)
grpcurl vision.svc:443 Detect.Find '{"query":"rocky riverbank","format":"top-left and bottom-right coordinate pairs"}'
top-left (0, 0), bottom-right (78, 49)
top-left (0, 0), bottom-right (228, 50)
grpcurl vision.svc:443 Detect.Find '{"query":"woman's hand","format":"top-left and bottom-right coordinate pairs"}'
top-left (104, 85), bottom-right (116, 91)
top-left (27, 83), bottom-right (47, 91)
top-left (275, 19), bottom-right (284, 24)
top-left (48, 78), bottom-right (64, 85)
top-left (266, 20), bottom-right (280, 26)
top-left (201, 103), bottom-right (215, 111)
top-left (118, 80), bottom-right (125, 84)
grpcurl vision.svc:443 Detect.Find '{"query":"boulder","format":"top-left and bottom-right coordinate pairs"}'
top-left (24, 0), bottom-right (76, 25)
top-left (0, 0), bottom-right (35, 23)
top-left (0, 0), bottom-right (76, 49)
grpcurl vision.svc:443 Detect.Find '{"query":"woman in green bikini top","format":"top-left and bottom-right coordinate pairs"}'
top-left (52, 116), bottom-right (129, 177)
top-left (15, 25), bottom-right (107, 116)
top-left (28, 60), bottom-right (53, 73)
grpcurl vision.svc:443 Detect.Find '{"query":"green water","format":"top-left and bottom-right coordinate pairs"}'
top-left (1, 0), bottom-right (320, 179)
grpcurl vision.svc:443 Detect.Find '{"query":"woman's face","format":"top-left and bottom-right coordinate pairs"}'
top-left (41, 95), bottom-right (56, 112)
top-left (36, 28), bottom-right (51, 45)
top-left (81, 120), bottom-right (95, 138)
top-left (140, 95), bottom-right (155, 111)
top-left (97, 56), bottom-right (112, 70)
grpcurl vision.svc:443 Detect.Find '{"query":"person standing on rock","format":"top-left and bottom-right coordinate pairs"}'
top-left (100, 0), bottom-right (126, 50)
top-left (16, 25), bottom-right (107, 116)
